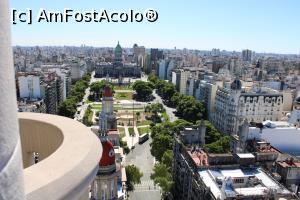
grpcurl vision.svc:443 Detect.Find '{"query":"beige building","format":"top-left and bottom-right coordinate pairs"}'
top-left (213, 79), bottom-right (284, 134)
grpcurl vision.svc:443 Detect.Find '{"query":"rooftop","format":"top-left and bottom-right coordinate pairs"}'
top-left (277, 160), bottom-right (300, 168)
top-left (187, 148), bottom-right (208, 167)
top-left (199, 167), bottom-right (291, 199)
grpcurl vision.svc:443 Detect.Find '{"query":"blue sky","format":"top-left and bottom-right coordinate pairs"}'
top-left (10, 0), bottom-right (300, 54)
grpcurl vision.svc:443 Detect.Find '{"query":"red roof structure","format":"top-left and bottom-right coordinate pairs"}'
top-left (102, 85), bottom-right (113, 97)
top-left (99, 140), bottom-right (115, 167)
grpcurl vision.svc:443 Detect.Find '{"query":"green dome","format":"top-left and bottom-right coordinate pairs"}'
top-left (115, 41), bottom-right (122, 52)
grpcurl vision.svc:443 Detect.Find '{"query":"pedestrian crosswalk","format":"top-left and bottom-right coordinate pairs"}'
top-left (134, 180), bottom-right (159, 191)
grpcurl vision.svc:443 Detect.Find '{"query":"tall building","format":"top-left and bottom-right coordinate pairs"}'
top-left (158, 59), bottom-right (169, 80)
top-left (150, 48), bottom-right (163, 74)
top-left (70, 60), bottom-right (86, 82)
top-left (17, 73), bottom-right (41, 99)
top-left (242, 49), bottom-right (252, 62)
top-left (213, 79), bottom-right (283, 134)
top-left (198, 79), bottom-right (223, 120)
top-left (99, 84), bottom-right (117, 132)
top-left (133, 43), bottom-right (145, 64)
top-left (40, 72), bottom-right (59, 114)
top-left (179, 69), bottom-right (190, 95)
top-left (91, 84), bottom-right (125, 200)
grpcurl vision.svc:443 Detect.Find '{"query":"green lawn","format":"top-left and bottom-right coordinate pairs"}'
top-left (137, 127), bottom-right (150, 135)
top-left (136, 120), bottom-right (152, 126)
top-left (128, 127), bottom-right (135, 136)
top-left (91, 104), bottom-right (102, 110)
top-left (85, 99), bottom-right (93, 104)
top-left (118, 127), bottom-right (125, 139)
top-left (114, 85), bottom-right (133, 90)
top-left (115, 92), bottom-right (133, 100)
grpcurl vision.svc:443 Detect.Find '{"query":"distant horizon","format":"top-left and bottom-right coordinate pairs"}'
top-left (12, 43), bottom-right (300, 56)
top-left (11, 0), bottom-right (300, 55)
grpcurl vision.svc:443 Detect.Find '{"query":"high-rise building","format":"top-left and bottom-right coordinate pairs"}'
top-left (17, 73), bottom-right (41, 99)
top-left (133, 43), bottom-right (145, 64)
top-left (158, 59), bottom-right (169, 80)
top-left (242, 49), bottom-right (252, 62)
top-left (150, 48), bottom-right (164, 74)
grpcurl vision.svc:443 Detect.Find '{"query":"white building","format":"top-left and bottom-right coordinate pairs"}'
top-left (248, 121), bottom-right (300, 157)
top-left (199, 167), bottom-right (292, 199)
top-left (179, 69), bottom-right (190, 95)
top-left (18, 74), bottom-right (41, 99)
top-left (213, 79), bottom-right (284, 134)
top-left (70, 60), bottom-right (86, 81)
top-left (166, 59), bottom-right (176, 81)
top-left (198, 79), bottom-right (223, 120)
top-left (158, 60), bottom-right (169, 80)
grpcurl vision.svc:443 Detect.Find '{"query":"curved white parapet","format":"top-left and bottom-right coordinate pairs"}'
top-left (0, 0), bottom-right (25, 199)
top-left (19, 113), bottom-right (102, 200)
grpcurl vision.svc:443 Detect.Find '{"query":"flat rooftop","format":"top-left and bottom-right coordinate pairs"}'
top-left (199, 167), bottom-right (291, 199)
top-left (277, 160), bottom-right (300, 168)
top-left (187, 149), bottom-right (208, 167)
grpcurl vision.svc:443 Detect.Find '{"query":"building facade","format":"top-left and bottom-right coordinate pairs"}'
top-left (213, 79), bottom-right (283, 134)
top-left (95, 42), bottom-right (141, 79)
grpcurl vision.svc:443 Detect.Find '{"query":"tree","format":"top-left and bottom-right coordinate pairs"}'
top-left (57, 73), bottom-right (91, 118)
top-left (170, 92), bottom-right (183, 107)
top-left (90, 80), bottom-right (105, 97)
top-left (82, 105), bottom-right (93, 126)
top-left (151, 163), bottom-right (173, 197)
top-left (136, 111), bottom-right (140, 121)
top-left (132, 81), bottom-right (153, 101)
top-left (125, 165), bottom-right (143, 191)
top-left (148, 74), bottom-right (159, 85)
top-left (161, 83), bottom-right (176, 103)
top-left (150, 134), bottom-right (173, 161)
top-left (89, 80), bottom-right (114, 101)
top-left (194, 120), bottom-right (221, 144)
top-left (176, 95), bottom-right (205, 122)
top-left (204, 136), bottom-right (231, 153)
top-left (161, 150), bottom-right (173, 168)
top-left (57, 97), bottom-right (77, 118)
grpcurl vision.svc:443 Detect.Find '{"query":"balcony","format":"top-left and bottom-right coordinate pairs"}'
top-left (19, 112), bottom-right (102, 200)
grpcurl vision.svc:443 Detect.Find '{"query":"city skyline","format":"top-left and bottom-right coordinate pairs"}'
top-left (11, 0), bottom-right (300, 54)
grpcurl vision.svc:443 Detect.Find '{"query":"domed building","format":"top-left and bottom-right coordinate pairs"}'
top-left (91, 138), bottom-right (121, 200)
top-left (95, 42), bottom-right (142, 79)
top-left (91, 83), bottom-right (126, 200)
top-left (114, 41), bottom-right (123, 63)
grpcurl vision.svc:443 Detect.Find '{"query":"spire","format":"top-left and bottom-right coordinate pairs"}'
top-left (105, 74), bottom-right (109, 84)
top-left (199, 120), bottom-right (206, 146)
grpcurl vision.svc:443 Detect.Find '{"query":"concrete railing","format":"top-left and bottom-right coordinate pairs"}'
top-left (19, 113), bottom-right (102, 200)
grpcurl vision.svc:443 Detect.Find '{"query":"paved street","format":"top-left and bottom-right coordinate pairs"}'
top-left (152, 90), bottom-right (178, 122)
top-left (125, 138), bottom-right (161, 200)
top-left (74, 71), bottom-right (95, 121)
